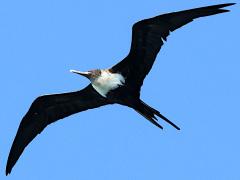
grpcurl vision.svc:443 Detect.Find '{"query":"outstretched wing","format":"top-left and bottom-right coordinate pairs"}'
top-left (6, 84), bottom-right (109, 175)
top-left (111, 3), bottom-right (234, 90)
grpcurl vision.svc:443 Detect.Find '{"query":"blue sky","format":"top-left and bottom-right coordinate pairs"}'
top-left (0, 0), bottom-right (239, 179)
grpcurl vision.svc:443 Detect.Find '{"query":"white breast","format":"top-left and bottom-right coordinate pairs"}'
top-left (91, 70), bottom-right (125, 97)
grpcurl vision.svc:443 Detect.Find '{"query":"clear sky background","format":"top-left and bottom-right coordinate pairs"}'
top-left (0, 0), bottom-right (239, 179)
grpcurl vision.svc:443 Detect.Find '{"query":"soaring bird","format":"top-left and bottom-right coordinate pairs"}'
top-left (6, 3), bottom-right (235, 175)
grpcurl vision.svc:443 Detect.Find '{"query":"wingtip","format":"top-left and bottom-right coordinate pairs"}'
top-left (223, 3), bottom-right (236, 5)
top-left (216, 3), bottom-right (236, 7)
top-left (5, 168), bottom-right (11, 176)
top-left (221, 3), bottom-right (236, 9)
top-left (204, 3), bottom-right (236, 13)
top-left (5, 161), bottom-right (12, 176)
top-left (197, 3), bottom-right (236, 12)
top-left (211, 3), bottom-right (236, 15)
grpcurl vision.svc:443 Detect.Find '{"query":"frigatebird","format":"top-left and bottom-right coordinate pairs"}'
top-left (6, 3), bottom-right (234, 175)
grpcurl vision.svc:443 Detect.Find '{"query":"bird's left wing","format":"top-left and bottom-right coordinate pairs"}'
top-left (6, 84), bottom-right (109, 175)
top-left (111, 3), bottom-right (234, 90)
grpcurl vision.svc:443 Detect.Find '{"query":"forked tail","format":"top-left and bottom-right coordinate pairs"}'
top-left (134, 100), bottom-right (180, 130)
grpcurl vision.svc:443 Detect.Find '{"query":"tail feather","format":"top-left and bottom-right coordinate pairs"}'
top-left (135, 109), bottom-right (163, 129)
top-left (135, 101), bottom-right (180, 130)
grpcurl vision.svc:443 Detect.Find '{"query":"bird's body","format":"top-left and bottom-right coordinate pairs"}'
top-left (6, 3), bottom-right (235, 175)
top-left (91, 70), bottom-right (125, 97)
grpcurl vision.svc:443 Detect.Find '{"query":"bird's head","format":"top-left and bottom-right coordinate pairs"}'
top-left (70, 69), bottom-right (101, 81)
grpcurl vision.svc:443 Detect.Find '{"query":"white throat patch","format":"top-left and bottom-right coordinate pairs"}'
top-left (91, 70), bottom-right (125, 97)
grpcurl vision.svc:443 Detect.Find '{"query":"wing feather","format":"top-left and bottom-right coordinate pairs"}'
top-left (111, 3), bottom-right (234, 90)
top-left (6, 84), bottom-right (109, 175)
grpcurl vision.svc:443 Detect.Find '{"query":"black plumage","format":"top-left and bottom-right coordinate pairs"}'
top-left (6, 85), bottom-right (109, 175)
top-left (6, 3), bottom-right (234, 175)
top-left (112, 3), bottom-right (235, 90)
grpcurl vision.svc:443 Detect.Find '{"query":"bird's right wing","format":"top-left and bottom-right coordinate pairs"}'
top-left (111, 3), bottom-right (235, 91)
top-left (6, 84), bottom-right (109, 175)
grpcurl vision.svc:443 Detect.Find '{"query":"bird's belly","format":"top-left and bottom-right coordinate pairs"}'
top-left (92, 72), bottom-right (125, 97)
